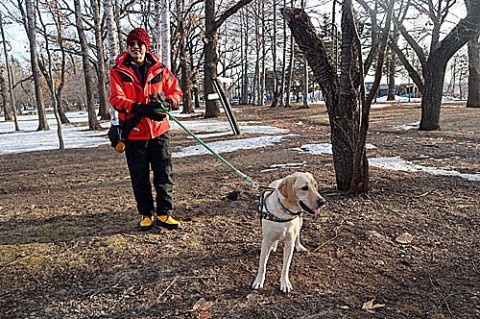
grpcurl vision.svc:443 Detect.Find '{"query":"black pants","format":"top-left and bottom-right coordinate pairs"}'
top-left (125, 133), bottom-right (173, 216)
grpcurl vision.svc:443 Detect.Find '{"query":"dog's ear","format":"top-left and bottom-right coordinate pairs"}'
top-left (278, 175), bottom-right (297, 201)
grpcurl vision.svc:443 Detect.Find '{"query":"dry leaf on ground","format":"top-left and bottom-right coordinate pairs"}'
top-left (362, 299), bottom-right (385, 310)
top-left (197, 311), bottom-right (213, 319)
top-left (395, 232), bottom-right (414, 244)
top-left (193, 298), bottom-right (216, 312)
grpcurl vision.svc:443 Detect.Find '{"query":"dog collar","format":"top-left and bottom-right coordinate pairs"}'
top-left (277, 197), bottom-right (303, 217)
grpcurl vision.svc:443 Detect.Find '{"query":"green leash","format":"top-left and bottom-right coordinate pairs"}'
top-left (153, 98), bottom-right (259, 189)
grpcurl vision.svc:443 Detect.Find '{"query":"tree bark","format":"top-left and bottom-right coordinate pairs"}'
top-left (241, 9), bottom-right (249, 105)
top-left (204, 0), bottom-right (220, 117)
top-left (104, 0), bottom-right (119, 121)
top-left (25, 0), bottom-right (49, 131)
top-left (0, 67), bottom-right (11, 121)
top-left (0, 13), bottom-right (12, 122)
top-left (91, 0), bottom-right (110, 120)
top-left (177, 0), bottom-right (194, 113)
top-left (270, 0), bottom-right (279, 108)
top-left (37, 4), bottom-right (64, 149)
top-left (73, 0), bottom-right (101, 130)
top-left (420, 55), bottom-right (448, 130)
top-left (467, 36), bottom-right (480, 107)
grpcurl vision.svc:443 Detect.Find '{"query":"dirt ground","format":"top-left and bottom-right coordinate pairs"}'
top-left (0, 103), bottom-right (479, 319)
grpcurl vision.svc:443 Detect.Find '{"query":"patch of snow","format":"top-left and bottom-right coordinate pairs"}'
top-left (0, 112), bottom-right (290, 156)
top-left (294, 143), bottom-right (377, 155)
top-left (172, 135), bottom-right (290, 158)
top-left (391, 121), bottom-right (420, 130)
top-left (270, 161), bottom-right (307, 169)
top-left (369, 156), bottom-right (480, 182)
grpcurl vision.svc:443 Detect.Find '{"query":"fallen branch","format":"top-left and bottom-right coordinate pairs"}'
top-left (313, 226), bottom-right (342, 252)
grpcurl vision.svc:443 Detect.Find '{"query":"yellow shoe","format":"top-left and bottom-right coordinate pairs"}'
top-left (138, 215), bottom-right (155, 230)
top-left (156, 214), bottom-right (180, 230)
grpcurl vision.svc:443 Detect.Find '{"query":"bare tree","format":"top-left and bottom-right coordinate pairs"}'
top-left (204, 0), bottom-right (253, 118)
top-left (22, 0), bottom-right (49, 131)
top-left (73, 0), bottom-right (101, 130)
top-left (240, 7), bottom-right (250, 105)
top-left (37, 1), bottom-right (65, 149)
top-left (282, 0), bottom-right (393, 193)
top-left (0, 10), bottom-right (15, 125)
top-left (270, 0), bottom-right (280, 108)
top-left (89, 0), bottom-right (109, 120)
top-left (176, 0), bottom-right (194, 113)
top-left (300, 0), bottom-right (308, 108)
top-left (388, 0), bottom-right (480, 130)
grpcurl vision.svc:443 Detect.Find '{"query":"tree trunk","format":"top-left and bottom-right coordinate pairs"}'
top-left (420, 57), bottom-right (447, 130)
top-left (270, 0), bottom-right (279, 108)
top-left (50, 4), bottom-right (70, 125)
top-left (160, 0), bottom-right (172, 67)
top-left (204, 0), bottom-right (253, 117)
top-left (282, 1), bottom-right (392, 193)
top-left (91, 0), bottom-right (110, 120)
top-left (25, 0), bottom-right (49, 131)
top-left (114, 0), bottom-right (124, 46)
top-left (177, 0), bottom-right (193, 113)
top-left (204, 0), bottom-right (220, 117)
top-left (37, 5), bottom-right (64, 149)
top-left (73, 0), bottom-right (101, 130)
top-left (279, 0), bottom-right (287, 107)
top-left (467, 36), bottom-right (480, 107)
top-left (253, 9), bottom-right (259, 105)
top-left (104, 0), bottom-right (119, 64)
top-left (387, 27), bottom-right (398, 101)
top-left (259, 0), bottom-right (266, 107)
top-left (387, 56), bottom-right (396, 100)
top-left (241, 9), bottom-right (249, 105)
top-left (285, 31), bottom-right (294, 108)
top-left (152, 0), bottom-right (162, 55)
top-left (0, 13), bottom-right (11, 121)
top-left (104, 0), bottom-right (119, 122)
top-left (301, 0), bottom-right (309, 108)
top-left (0, 68), bottom-right (12, 121)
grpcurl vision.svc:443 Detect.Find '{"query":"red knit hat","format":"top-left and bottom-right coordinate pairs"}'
top-left (127, 28), bottom-right (150, 50)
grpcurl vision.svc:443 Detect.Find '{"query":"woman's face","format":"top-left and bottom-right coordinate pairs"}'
top-left (128, 40), bottom-right (146, 65)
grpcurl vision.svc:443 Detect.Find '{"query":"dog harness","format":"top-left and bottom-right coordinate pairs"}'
top-left (258, 187), bottom-right (302, 223)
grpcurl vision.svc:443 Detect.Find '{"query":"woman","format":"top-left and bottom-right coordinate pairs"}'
top-left (110, 28), bottom-right (183, 230)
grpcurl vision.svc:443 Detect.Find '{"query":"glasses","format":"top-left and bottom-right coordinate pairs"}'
top-left (128, 40), bottom-right (144, 47)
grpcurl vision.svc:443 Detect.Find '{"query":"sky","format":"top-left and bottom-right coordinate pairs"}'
top-left (0, 0), bottom-right (469, 66)
top-left (1, 109), bottom-right (478, 182)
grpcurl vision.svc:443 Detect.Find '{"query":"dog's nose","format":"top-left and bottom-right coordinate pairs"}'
top-left (317, 197), bottom-right (326, 207)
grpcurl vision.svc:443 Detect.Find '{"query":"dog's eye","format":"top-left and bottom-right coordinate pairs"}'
top-left (301, 186), bottom-right (309, 191)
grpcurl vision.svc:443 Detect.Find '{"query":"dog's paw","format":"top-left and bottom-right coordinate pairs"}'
top-left (252, 275), bottom-right (265, 290)
top-left (295, 243), bottom-right (308, 252)
top-left (280, 277), bottom-right (292, 293)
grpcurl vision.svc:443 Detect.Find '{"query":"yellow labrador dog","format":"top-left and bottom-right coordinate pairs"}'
top-left (252, 172), bottom-right (326, 293)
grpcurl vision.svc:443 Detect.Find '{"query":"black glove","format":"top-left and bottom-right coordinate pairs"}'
top-left (165, 98), bottom-right (176, 111)
top-left (148, 100), bottom-right (168, 111)
top-left (131, 103), bottom-right (166, 121)
top-left (148, 93), bottom-right (175, 111)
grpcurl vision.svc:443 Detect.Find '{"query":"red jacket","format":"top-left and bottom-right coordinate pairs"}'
top-left (109, 51), bottom-right (183, 140)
